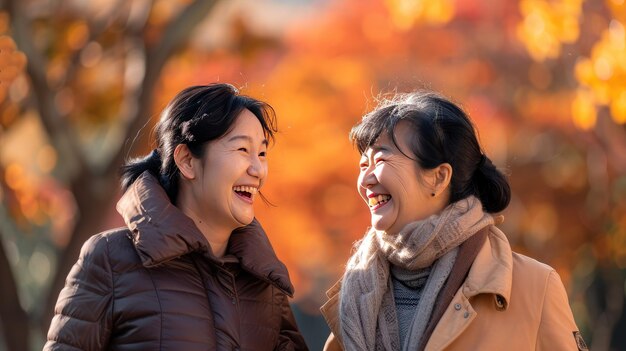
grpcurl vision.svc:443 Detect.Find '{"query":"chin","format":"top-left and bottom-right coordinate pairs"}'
top-left (371, 219), bottom-right (390, 232)
top-left (234, 213), bottom-right (255, 226)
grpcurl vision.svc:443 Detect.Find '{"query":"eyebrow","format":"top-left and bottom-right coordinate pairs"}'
top-left (227, 135), bottom-right (269, 146)
top-left (370, 144), bottom-right (391, 153)
top-left (362, 145), bottom-right (391, 158)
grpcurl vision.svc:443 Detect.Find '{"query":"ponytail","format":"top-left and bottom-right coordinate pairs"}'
top-left (120, 149), bottom-right (162, 193)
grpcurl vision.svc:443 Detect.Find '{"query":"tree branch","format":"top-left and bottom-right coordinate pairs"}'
top-left (4, 0), bottom-right (88, 175)
top-left (595, 112), bottom-right (626, 174)
top-left (148, 0), bottom-right (220, 78)
top-left (60, 0), bottom-right (128, 87)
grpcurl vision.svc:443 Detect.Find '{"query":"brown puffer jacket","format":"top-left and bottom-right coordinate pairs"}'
top-left (44, 172), bottom-right (308, 351)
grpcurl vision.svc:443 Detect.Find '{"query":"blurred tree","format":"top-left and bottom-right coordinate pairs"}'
top-left (0, 33), bottom-right (28, 351)
top-left (0, 0), bottom-right (221, 349)
top-left (517, 1), bottom-right (626, 349)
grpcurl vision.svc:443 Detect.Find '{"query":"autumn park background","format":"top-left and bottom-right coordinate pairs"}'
top-left (1, 0), bottom-right (625, 349)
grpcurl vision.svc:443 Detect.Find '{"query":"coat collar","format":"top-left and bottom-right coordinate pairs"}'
top-left (461, 225), bottom-right (512, 309)
top-left (116, 171), bottom-right (295, 297)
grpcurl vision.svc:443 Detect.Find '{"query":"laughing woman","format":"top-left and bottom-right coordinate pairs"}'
top-left (321, 91), bottom-right (585, 351)
top-left (44, 84), bottom-right (308, 351)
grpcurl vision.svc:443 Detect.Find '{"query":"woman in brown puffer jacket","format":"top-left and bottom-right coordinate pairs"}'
top-left (44, 84), bottom-right (309, 351)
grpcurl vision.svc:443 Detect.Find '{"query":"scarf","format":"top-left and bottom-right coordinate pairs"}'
top-left (339, 196), bottom-right (494, 351)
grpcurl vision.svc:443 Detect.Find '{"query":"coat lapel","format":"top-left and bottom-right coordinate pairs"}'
top-left (425, 226), bottom-right (513, 351)
top-left (320, 280), bottom-right (343, 347)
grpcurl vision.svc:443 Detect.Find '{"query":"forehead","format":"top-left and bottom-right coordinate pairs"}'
top-left (365, 121), bottom-right (413, 153)
top-left (223, 109), bottom-right (265, 140)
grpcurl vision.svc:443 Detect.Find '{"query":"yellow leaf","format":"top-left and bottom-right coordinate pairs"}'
top-left (517, 0), bottom-right (583, 61)
top-left (384, 0), bottom-right (454, 30)
top-left (610, 91), bottom-right (626, 123)
top-left (572, 90), bottom-right (597, 130)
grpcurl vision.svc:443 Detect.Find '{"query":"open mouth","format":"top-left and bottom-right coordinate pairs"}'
top-left (369, 194), bottom-right (391, 210)
top-left (233, 186), bottom-right (258, 203)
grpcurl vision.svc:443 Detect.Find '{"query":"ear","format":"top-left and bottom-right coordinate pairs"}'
top-left (431, 163), bottom-right (452, 196)
top-left (173, 144), bottom-right (196, 180)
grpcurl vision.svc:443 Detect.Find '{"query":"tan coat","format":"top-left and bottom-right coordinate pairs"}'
top-left (321, 226), bottom-right (585, 351)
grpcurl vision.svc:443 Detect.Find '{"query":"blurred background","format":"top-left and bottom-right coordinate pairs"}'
top-left (0, 0), bottom-right (625, 350)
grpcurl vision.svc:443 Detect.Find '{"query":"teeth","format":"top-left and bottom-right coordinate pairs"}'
top-left (368, 194), bottom-right (391, 207)
top-left (233, 186), bottom-right (258, 194)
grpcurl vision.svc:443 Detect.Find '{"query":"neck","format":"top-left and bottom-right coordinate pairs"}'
top-left (176, 192), bottom-right (232, 258)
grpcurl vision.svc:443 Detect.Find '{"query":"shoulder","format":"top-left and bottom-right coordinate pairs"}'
top-left (511, 251), bottom-right (554, 276)
top-left (485, 226), bottom-right (566, 302)
top-left (485, 225), bottom-right (555, 283)
top-left (510, 251), bottom-right (569, 304)
top-left (79, 228), bottom-right (132, 256)
top-left (78, 228), bottom-right (140, 272)
top-left (81, 227), bottom-right (129, 248)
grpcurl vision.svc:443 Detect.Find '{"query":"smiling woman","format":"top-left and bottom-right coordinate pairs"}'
top-left (44, 84), bottom-right (309, 351)
top-left (174, 109), bottom-right (270, 257)
top-left (321, 91), bottom-right (585, 351)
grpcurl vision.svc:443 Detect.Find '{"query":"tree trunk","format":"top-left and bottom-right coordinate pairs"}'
top-left (40, 174), bottom-right (121, 334)
top-left (0, 232), bottom-right (30, 351)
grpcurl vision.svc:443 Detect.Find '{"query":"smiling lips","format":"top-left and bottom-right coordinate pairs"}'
top-left (368, 194), bottom-right (391, 209)
top-left (233, 185), bottom-right (258, 203)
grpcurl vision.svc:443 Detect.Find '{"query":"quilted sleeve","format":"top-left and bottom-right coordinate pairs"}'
top-left (44, 234), bottom-right (114, 351)
top-left (275, 295), bottom-right (309, 351)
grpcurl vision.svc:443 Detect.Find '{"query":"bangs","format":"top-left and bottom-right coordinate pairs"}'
top-left (350, 104), bottom-right (400, 153)
top-left (233, 95), bottom-right (278, 145)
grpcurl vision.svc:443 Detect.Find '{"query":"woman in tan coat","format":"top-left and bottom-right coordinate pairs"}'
top-left (45, 84), bottom-right (308, 350)
top-left (321, 91), bottom-right (586, 351)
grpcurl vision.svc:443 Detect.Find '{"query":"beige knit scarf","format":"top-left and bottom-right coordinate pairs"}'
top-left (339, 196), bottom-right (494, 351)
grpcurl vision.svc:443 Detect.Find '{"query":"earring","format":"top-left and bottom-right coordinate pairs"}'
top-left (431, 192), bottom-right (436, 197)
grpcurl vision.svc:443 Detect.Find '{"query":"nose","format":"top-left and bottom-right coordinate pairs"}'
top-left (247, 155), bottom-right (266, 179)
top-left (358, 167), bottom-right (377, 190)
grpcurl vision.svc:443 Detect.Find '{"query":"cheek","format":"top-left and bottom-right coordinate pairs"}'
top-left (358, 188), bottom-right (367, 203)
top-left (356, 174), bottom-right (367, 200)
top-left (262, 162), bottom-right (269, 178)
top-left (259, 164), bottom-right (268, 187)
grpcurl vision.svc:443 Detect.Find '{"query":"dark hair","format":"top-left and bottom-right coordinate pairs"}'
top-left (350, 91), bottom-right (510, 213)
top-left (121, 83), bottom-right (277, 202)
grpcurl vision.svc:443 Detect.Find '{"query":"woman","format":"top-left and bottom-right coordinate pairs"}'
top-left (45, 84), bottom-right (309, 351)
top-left (321, 91), bottom-right (586, 351)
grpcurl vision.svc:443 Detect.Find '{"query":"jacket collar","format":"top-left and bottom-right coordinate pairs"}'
top-left (116, 171), bottom-right (295, 297)
top-left (461, 224), bottom-right (512, 309)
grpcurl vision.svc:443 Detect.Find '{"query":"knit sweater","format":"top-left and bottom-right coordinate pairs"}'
top-left (391, 266), bottom-right (431, 348)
